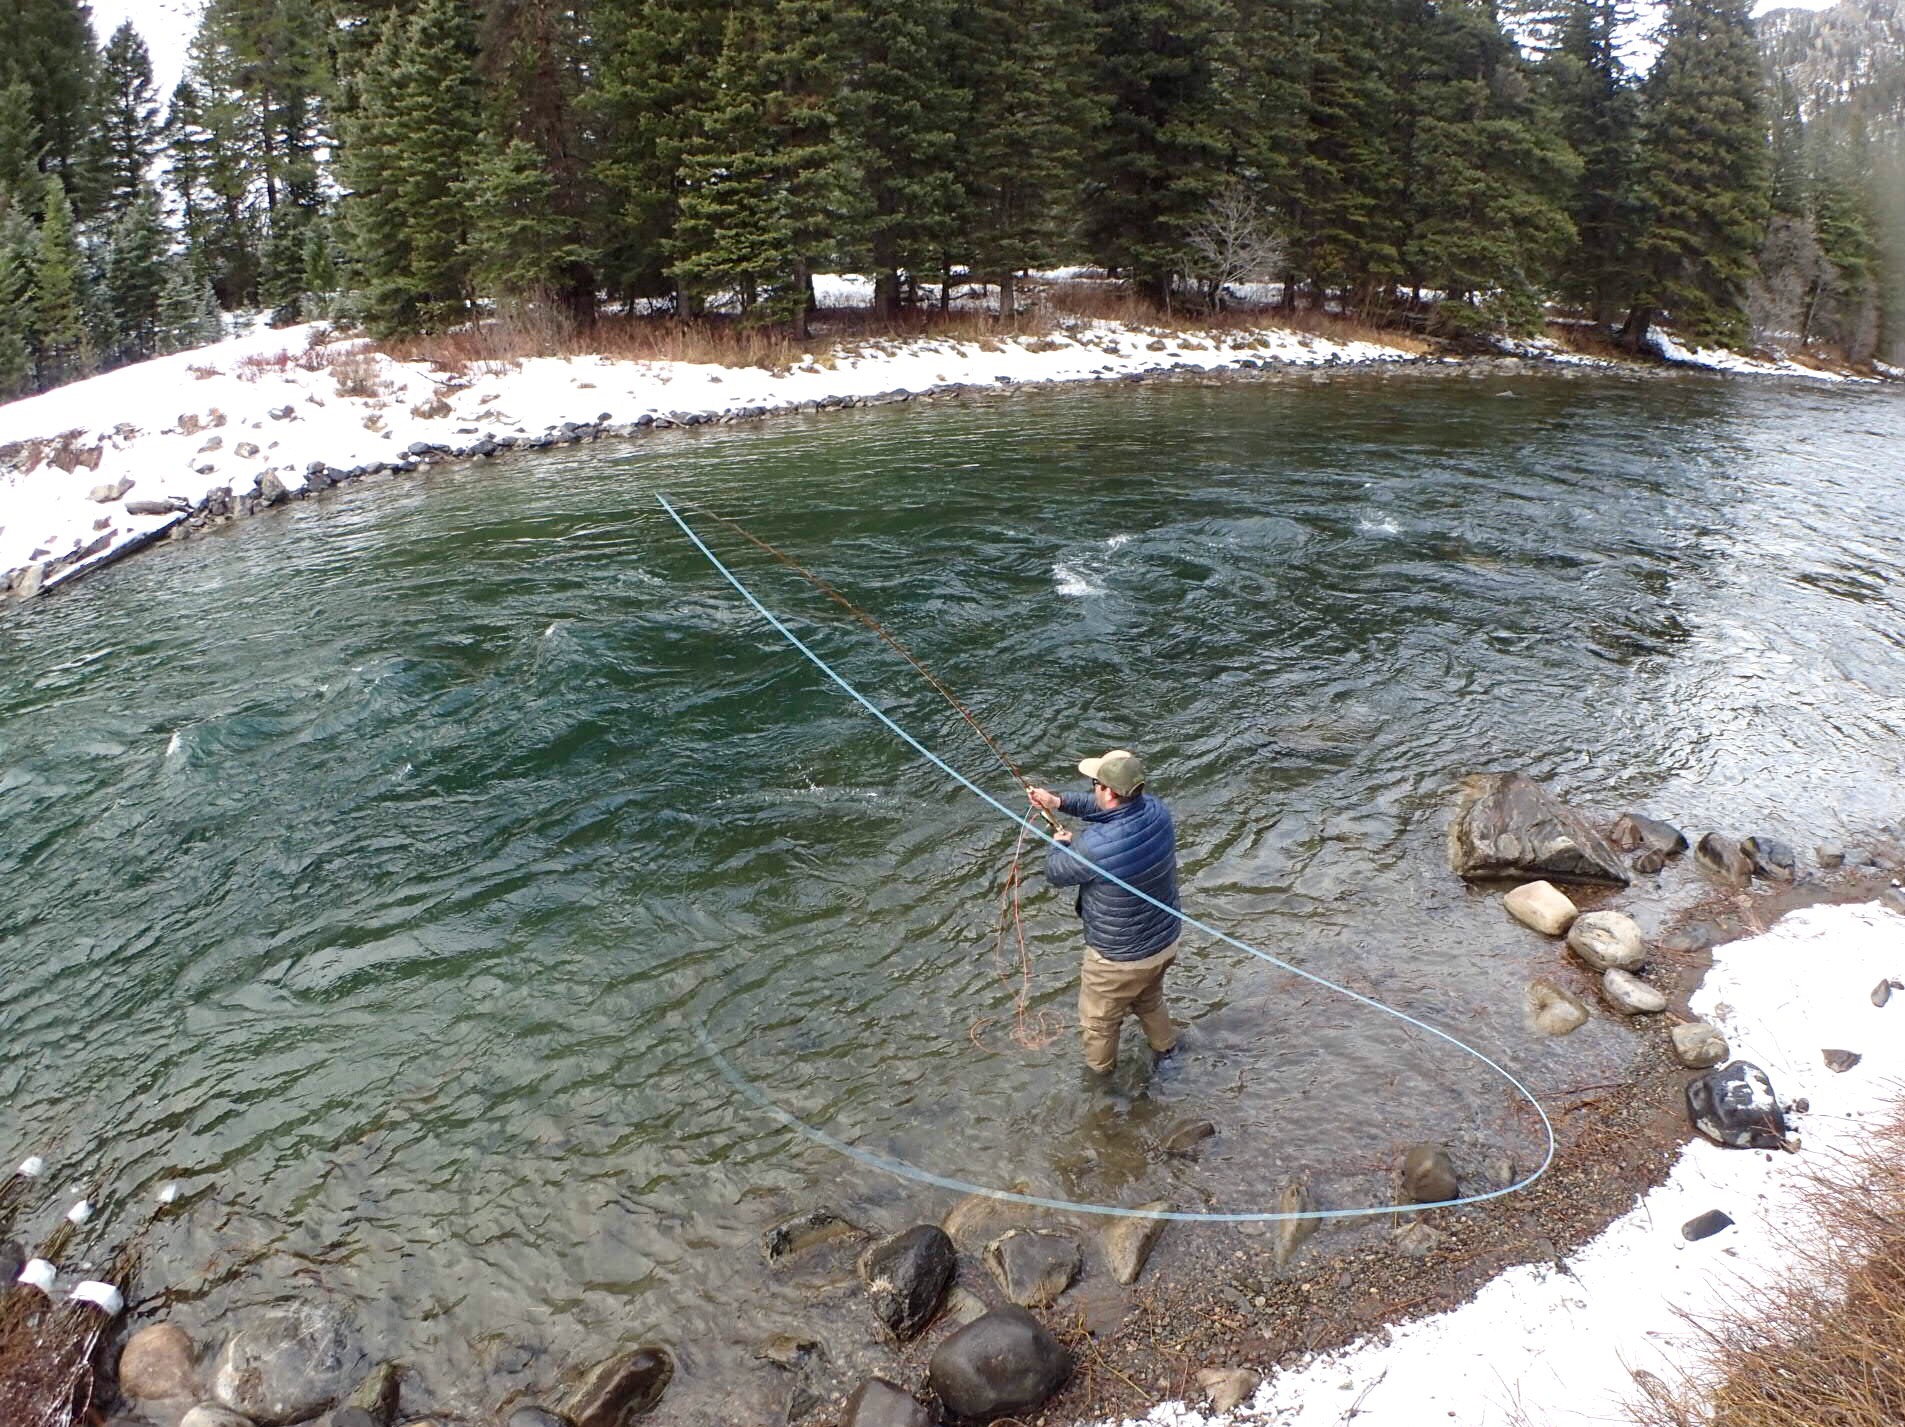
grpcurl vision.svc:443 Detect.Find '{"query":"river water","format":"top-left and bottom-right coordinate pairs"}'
top-left (3, 367), bottom-right (1903, 1420)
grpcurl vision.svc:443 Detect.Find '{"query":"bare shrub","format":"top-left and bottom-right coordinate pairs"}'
top-left (1628, 1103), bottom-right (1905, 1427)
top-left (1184, 180), bottom-right (1286, 311)
top-left (328, 350), bottom-right (391, 399)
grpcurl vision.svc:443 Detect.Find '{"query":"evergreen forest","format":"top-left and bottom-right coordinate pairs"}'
top-left (0, 0), bottom-right (1900, 404)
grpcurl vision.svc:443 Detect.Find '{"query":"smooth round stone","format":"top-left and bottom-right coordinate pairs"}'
top-left (1671, 1020), bottom-right (1728, 1068)
top-left (1602, 967), bottom-right (1667, 1014)
top-left (1567, 910), bottom-right (1646, 971)
top-left (1400, 1145), bottom-right (1458, 1204)
top-left (1503, 880), bottom-right (1577, 936)
top-left (120, 1322), bottom-right (198, 1402)
top-left (1526, 978), bottom-right (1589, 1035)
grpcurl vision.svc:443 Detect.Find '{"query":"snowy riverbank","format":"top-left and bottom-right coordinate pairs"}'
top-left (1090, 898), bottom-right (1905, 1427)
top-left (1, 299), bottom-right (1884, 606)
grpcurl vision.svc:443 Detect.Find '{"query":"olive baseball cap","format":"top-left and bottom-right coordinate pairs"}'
top-left (1077, 748), bottom-right (1146, 795)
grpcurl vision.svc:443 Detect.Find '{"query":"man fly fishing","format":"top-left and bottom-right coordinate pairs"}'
top-left (1026, 749), bottom-right (1183, 1078)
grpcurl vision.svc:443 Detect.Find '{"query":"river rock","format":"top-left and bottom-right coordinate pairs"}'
top-left (985, 1229), bottom-right (1081, 1307)
top-left (1401, 1145), bottom-right (1458, 1204)
top-left (1661, 921), bottom-right (1721, 953)
top-left (1160, 1119), bottom-right (1217, 1156)
top-left (839, 1377), bottom-right (933, 1427)
top-left (1503, 880), bottom-right (1577, 935)
top-left (258, 472), bottom-right (290, 506)
top-left (942, 1285), bottom-right (989, 1328)
top-left (330, 1411), bottom-right (377, 1427)
top-left (1608, 814), bottom-right (1687, 856)
top-left (211, 1303), bottom-right (368, 1426)
top-left (1272, 1180), bottom-right (1316, 1267)
top-left (1687, 1061), bottom-right (1790, 1149)
top-left (563, 1347), bottom-right (672, 1427)
top-left (927, 1307), bottom-right (1070, 1426)
top-left (859, 1225), bottom-right (955, 1341)
top-left (1695, 833), bottom-right (1753, 885)
top-left (120, 1323), bottom-right (199, 1402)
top-left (1447, 772), bottom-right (1629, 886)
top-left (180, 1408), bottom-right (253, 1427)
top-left (1741, 836), bottom-right (1796, 881)
top-left (1874, 978), bottom-right (1900, 1008)
top-left (943, 1182), bottom-right (1035, 1250)
top-left (1630, 847), bottom-right (1668, 874)
top-left (0, 1239), bottom-right (21, 1286)
top-left (89, 476), bottom-right (135, 503)
top-left (14, 561), bottom-right (46, 598)
top-left (762, 1207), bottom-right (861, 1264)
top-left (1816, 844), bottom-right (1845, 869)
top-left (1526, 979), bottom-right (1589, 1036)
top-left (1671, 1021), bottom-right (1728, 1068)
top-left (1602, 968), bottom-right (1667, 1014)
top-left (1392, 1219), bottom-right (1444, 1257)
top-left (1197, 1367), bottom-right (1261, 1413)
top-left (341, 1361), bottom-right (401, 1425)
top-left (504, 1409), bottom-right (573, 1427)
top-left (1567, 910), bottom-right (1646, 971)
top-left (1102, 1201), bottom-right (1172, 1284)
top-left (1681, 1209), bottom-right (1733, 1242)
top-left (1822, 1048), bottom-right (1862, 1073)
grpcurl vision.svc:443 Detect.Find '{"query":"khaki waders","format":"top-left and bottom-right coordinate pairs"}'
top-left (1078, 942), bottom-right (1178, 1073)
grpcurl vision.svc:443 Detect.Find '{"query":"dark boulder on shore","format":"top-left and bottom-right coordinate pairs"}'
top-left (1687, 1061), bottom-right (1790, 1149)
top-left (1447, 772), bottom-right (1629, 885)
top-left (858, 1224), bottom-right (956, 1341)
top-left (928, 1307), bottom-right (1071, 1426)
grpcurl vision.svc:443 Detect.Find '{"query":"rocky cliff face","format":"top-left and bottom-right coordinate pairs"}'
top-left (1759, 0), bottom-right (1905, 124)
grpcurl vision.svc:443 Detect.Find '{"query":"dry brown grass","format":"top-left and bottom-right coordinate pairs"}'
top-left (1545, 320), bottom-right (1631, 362)
top-left (362, 281), bottom-right (1439, 377)
top-left (1628, 1100), bottom-right (1905, 1427)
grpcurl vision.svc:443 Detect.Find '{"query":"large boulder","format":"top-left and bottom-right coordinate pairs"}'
top-left (1687, 1061), bottom-right (1790, 1149)
top-left (858, 1225), bottom-right (955, 1341)
top-left (928, 1308), bottom-right (1070, 1426)
top-left (1566, 911), bottom-right (1646, 971)
top-left (211, 1303), bottom-right (368, 1426)
top-left (1448, 773), bottom-right (1629, 886)
top-left (563, 1347), bottom-right (672, 1427)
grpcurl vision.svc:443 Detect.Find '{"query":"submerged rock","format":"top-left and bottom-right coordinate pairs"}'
top-left (1503, 880), bottom-right (1577, 935)
top-left (179, 1407), bottom-right (253, 1427)
top-left (1448, 772), bottom-right (1629, 886)
top-left (984, 1229), bottom-right (1081, 1308)
top-left (1687, 1061), bottom-right (1790, 1149)
top-left (1272, 1180), bottom-right (1317, 1267)
top-left (504, 1410), bottom-right (573, 1427)
top-left (211, 1303), bottom-right (367, 1426)
top-left (119, 1323), bottom-right (198, 1403)
top-left (1400, 1145), bottom-right (1458, 1204)
top-left (1159, 1119), bottom-right (1217, 1157)
top-left (563, 1347), bottom-right (672, 1427)
top-left (1601, 968), bottom-right (1667, 1014)
top-left (928, 1308), bottom-right (1070, 1426)
top-left (859, 1225), bottom-right (955, 1341)
top-left (1567, 910), bottom-right (1646, 972)
top-left (1526, 979), bottom-right (1589, 1036)
top-left (762, 1207), bottom-right (862, 1264)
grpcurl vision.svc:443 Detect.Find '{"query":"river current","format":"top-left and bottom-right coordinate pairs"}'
top-left (2, 367), bottom-right (1903, 1420)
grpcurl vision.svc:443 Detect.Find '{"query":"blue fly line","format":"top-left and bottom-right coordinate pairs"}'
top-left (660, 493), bottom-right (1555, 1223)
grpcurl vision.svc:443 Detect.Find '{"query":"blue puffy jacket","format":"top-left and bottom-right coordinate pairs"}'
top-left (1045, 789), bottom-right (1182, 960)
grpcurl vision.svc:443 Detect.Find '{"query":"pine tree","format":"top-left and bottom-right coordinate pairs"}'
top-left (90, 22), bottom-right (162, 214)
top-left (466, 136), bottom-right (589, 307)
top-left (157, 253), bottom-right (224, 352)
top-left (0, 81), bottom-right (44, 216)
top-left (834, 0), bottom-right (968, 317)
top-left (164, 77), bottom-right (263, 307)
top-left (193, 0), bottom-right (333, 219)
top-left (1625, 0), bottom-right (1770, 349)
top-left (477, 0), bottom-right (596, 321)
top-left (31, 171), bottom-right (89, 386)
top-left (949, 0), bottom-right (1097, 317)
top-left (339, 0), bottom-right (481, 334)
top-left (0, 209), bottom-right (34, 397)
top-left (590, 0), bottom-right (730, 308)
top-left (103, 184), bottom-right (168, 361)
top-left (1540, 0), bottom-right (1642, 329)
top-left (0, 0), bottom-right (99, 199)
top-left (1401, 0), bottom-right (1579, 335)
top-left (1219, 0), bottom-right (1322, 309)
top-left (1083, 0), bottom-right (1234, 307)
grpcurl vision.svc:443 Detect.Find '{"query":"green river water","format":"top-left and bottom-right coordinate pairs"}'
top-left (2, 366), bottom-right (1903, 1420)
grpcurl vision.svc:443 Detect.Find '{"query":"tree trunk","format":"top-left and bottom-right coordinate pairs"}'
top-left (1618, 305), bottom-right (1655, 352)
top-left (999, 271), bottom-right (1016, 321)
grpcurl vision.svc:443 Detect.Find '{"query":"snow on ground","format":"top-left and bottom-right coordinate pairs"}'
top-left (1645, 328), bottom-right (1873, 383)
top-left (1089, 899), bottom-right (1905, 1427)
top-left (0, 308), bottom-right (1418, 592)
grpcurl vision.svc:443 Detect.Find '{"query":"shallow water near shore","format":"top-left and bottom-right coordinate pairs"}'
top-left (3, 368), bottom-right (1904, 1419)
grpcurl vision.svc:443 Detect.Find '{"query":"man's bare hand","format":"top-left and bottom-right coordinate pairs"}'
top-left (1027, 786), bottom-right (1061, 813)
top-left (1053, 828), bottom-right (1073, 844)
